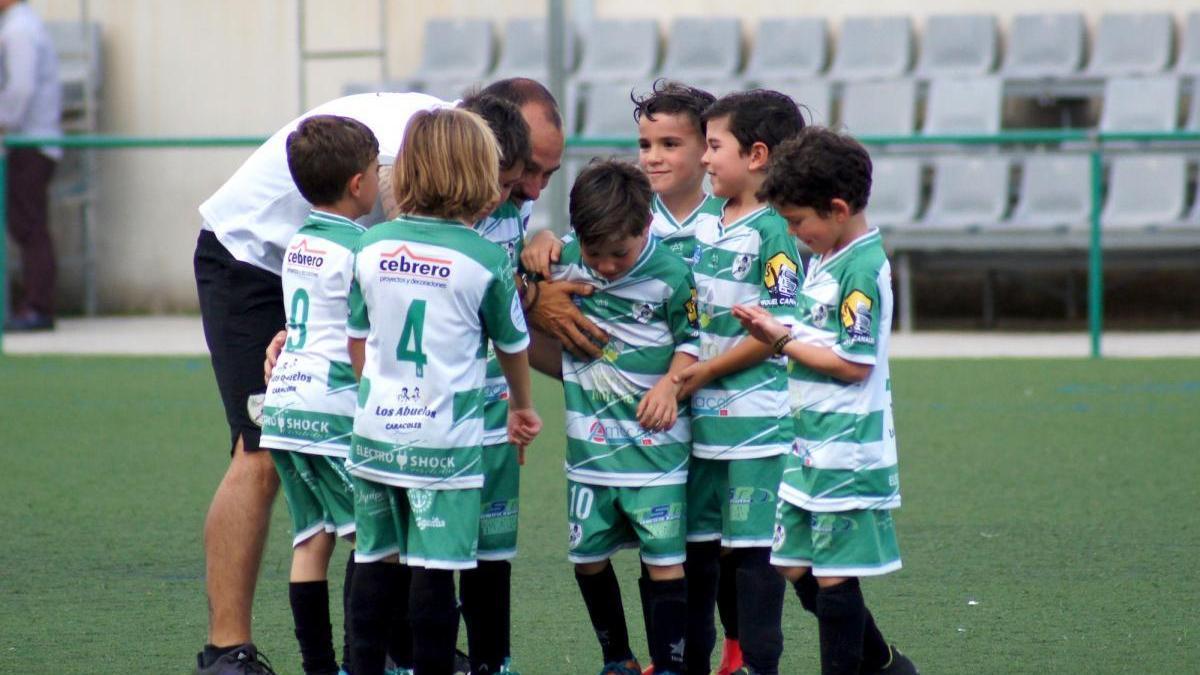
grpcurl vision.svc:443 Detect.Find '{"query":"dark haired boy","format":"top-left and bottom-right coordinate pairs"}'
top-left (672, 90), bottom-right (805, 675)
top-left (733, 127), bottom-right (917, 675)
top-left (539, 160), bottom-right (700, 675)
top-left (257, 114), bottom-right (379, 675)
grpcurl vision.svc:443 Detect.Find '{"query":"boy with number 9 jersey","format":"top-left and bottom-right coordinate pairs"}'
top-left (259, 114), bottom-right (380, 675)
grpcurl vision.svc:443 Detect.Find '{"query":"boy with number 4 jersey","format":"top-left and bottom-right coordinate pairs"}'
top-left (733, 127), bottom-right (918, 675)
top-left (345, 108), bottom-right (541, 675)
top-left (259, 114), bottom-right (379, 675)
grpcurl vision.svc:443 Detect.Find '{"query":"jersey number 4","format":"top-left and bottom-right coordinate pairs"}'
top-left (396, 300), bottom-right (428, 377)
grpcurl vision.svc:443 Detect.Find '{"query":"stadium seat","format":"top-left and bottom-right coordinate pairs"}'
top-left (866, 157), bottom-right (923, 228)
top-left (403, 19), bottom-right (495, 90)
top-left (1008, 154), bottom-right (1093, 229)
top-left (839, 79), bottom-right (917, 135)
top-left (828, 16), bottom-right (913, 81)
top-left (1085, 13), bottom-right (1174, 77)
top-left (659, 17), bottom-right (743, 88)
top-left (742, 17), bottom-right (829, 81)
top-left (1001, 13), bottom-right (1086, 78)
top-left (756, 79), bottom-right (833, 126)
top-left (1099, 76), bottom-right (1181, 132)
top-left (579, 81), bottom-right (638, 137)
top-left (922, 77), bottom-right (1003, 135)
top-left (491, 17), bottom-right (576, 83)
top-left (573, 18), bottom-right (659, 82)
top-left (1101, 154), bottom-right (1188, 228)
top-left (921, 156), bottom-right (1011, 228)
top-left (1176, 13), bottom-right (1200, 74)
top-left (915, 14), bottom-right (998, 77)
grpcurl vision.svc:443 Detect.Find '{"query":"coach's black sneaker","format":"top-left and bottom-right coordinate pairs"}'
top-left (868, 645), bottom-right (919, 674)
top-left (195, 643), bottom-right (277, 675)
top-left (452, 649), bottom-right (472, 675)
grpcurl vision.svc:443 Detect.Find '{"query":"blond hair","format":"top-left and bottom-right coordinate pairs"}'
top-left (393, 108), bottom-right (500, 222)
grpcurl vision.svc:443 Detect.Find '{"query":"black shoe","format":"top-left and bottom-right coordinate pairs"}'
top-left (195, 644), bottom-right (278, 675)
top-left (868, 645), bottom-right (918, 674)
top-left (453, 649), bottom-right (472, 675)
top-left (4, 311), bottom-right (54, 332)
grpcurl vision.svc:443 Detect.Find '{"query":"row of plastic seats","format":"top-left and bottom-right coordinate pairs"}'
top-left (869, 153), bottom-right (1200, 230)
top-left (580, 75), bottom-right (1200, 139)
top-left (377, 12), bottom-right (1200, 104)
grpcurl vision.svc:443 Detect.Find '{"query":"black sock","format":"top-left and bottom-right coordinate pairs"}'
top-left (814, 578), bottom-right (867, 675)
top-left (717, 551), bottom-right (740, 640)
top-left (637, 563), bottom-right (654, 661)
top-left (289, 580), bottom-right (338, 674)
top-left (387, 564), bottom-right (414, 669)
top-left (201, 644), bottom-right (241, 666)
top-left (735, 548), bottom-right (784, 675)
top-left (683, 540), bottom-right (720, 674)
top-left (646, 577), bottom-right (687, 672)
top-left (349, 561), bottom-right (400, 675)
top-left (575, 563), bottom-right (633, 664)
top-left (861, 609), bottom-right (891, 671)
top-left (461, 560), bottom-right (511, 673)
top-left (341, 555), bottom-right (356, 672)
top-left (409, 568), bottom-right (459, 675)
top-left (792, 572), bottom-right (819, 615)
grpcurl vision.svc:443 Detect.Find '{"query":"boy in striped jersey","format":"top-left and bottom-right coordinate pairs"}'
top-left (733, 128), bottom-right (917, 675)
top-left (259, 115), bottom-right (379, 675)
top-left (345, 108), bottom-right (541, 675)
top-left (544, 160), bottom-right (699, 675)
top-left (672, 90), bottom-right (805, 675)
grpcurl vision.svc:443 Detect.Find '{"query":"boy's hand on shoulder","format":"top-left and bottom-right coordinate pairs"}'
top-left (732, 304), bottom-right (789, 346)
top-left (529, 280), bottom-right (609, 359)
top-left (673, 361), bottom-right (713, 400)
top-left (520, 230), bottom-right (563, 278)
top-left (263, 329), bottom-right (287, 384)
top-left (637, 378), bottom-right (681, 432)
top-left (508, 406), bottom-right (543, 461)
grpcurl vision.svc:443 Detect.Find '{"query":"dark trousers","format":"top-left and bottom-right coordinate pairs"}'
top-left (7, 148), bottom-right (57, 316)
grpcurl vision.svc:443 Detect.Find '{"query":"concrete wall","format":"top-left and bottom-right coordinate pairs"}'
top-left (20, 0), bottom-right (1199, 313)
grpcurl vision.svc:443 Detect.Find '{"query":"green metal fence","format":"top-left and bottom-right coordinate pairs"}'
top-left (3, 130), bottom-right (1200, 355)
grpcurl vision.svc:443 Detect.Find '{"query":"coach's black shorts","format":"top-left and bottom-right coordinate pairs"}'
top-left (194, 229), bottom-right (285, 454)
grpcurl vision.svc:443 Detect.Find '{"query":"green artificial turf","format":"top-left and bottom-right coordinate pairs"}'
top-left (0, 357), bottom-right (1196, 673)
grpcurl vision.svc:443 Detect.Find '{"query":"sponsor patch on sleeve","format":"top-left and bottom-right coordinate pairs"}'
top-left (685, 287), bottom-right (699, 327)
top-left (763, 252), bottom-right (799, 305)
top-left (840, 290), bottom-right (874, 345)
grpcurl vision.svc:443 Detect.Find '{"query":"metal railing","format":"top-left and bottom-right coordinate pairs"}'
top-left (4, 130), bottom-right (1200, 355)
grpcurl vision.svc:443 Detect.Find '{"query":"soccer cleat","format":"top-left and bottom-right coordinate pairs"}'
top-left (867, 645), bottom-right (919, 675)
top-left (384, 668), bottom-right (414, 675)
top-left (715, 637), bottom-right (744, 675)
top-left (498, 657), bottom-right (522, 674)
top-left (599, 659), bottom-right (643, 675)
top-left (194, 644), bottom-right (277, 675)
top-left (641, 667), bottom-right (655, 675)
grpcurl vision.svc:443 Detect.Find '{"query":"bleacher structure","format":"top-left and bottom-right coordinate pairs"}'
top-left (340, 11), bottom-right (1200, 329)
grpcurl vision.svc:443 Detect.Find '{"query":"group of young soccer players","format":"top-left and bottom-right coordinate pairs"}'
top-left (257, 79), bottom-right (918, 675)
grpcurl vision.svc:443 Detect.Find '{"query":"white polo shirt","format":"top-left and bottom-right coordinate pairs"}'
top-left (198, 92), bottom-right (450, 275)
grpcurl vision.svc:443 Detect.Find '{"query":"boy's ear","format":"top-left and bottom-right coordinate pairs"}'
top-left (831, 198), bottom-right (852, 221)
top-left (346, 171), bottom-right (365, 199)
top-left (747, 141), bottom-right (770, 171)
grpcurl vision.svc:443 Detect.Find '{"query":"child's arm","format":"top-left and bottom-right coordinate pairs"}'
top-left (495, 347), bottom-right (543, 457)
top-left (263, 329), bottom-right (287, 384)
top-left (527, 328), bottom-right (564, 380)
top-left (672, 335), bottom-right (775, 399)
top-left (348, 337), bottom-right (366, 380)
top-left (637, 352), bottom-right (698, 431)
top-left (732, 305), bottom-right (872, 383)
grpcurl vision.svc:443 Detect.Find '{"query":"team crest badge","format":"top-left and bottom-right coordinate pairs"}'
top-left (764, 253), bottom-right (799, 302)
top-left (772, 522), bottom-right (786, 551)
top-left (840, 290), bottom-right (874, 344)
top-left (632, 302), bottom-right (656, 324)
top-left (731, 254), bottom-right (753, 280)
top-left (408, 488), bottom-right (433, 515)
top-left (246, 393), bottom-right (265, 428)
top-left (568, 522), bottom-right (584, 550)
top-left (810, 303), bottom-right (829, 325)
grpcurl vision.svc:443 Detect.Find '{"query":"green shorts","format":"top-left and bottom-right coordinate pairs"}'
top-left (478, 442), bottom-right (520, 560)
top-left (687, 454), bottom-right (784, 548)
top-left (567, 480), bottom-right (687, 566)
top-left (771, 501), bottom-right (902, 577)
top-left (352, 477), bottom-right (481, 570)
top-left (271, 450), bottom-right (355, 547)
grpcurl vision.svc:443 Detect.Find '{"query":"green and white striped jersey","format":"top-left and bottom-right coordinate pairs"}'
top-left (474, 201), bottom-right (526, 446)
top-left (261, 211), bottom-right (364, 457)
top-left (346, 215), bottom-right (529, 490)
top-left (691, 205), bottom-right (802, 461)
top-left (650, 193), bottom-right (725, 265)
top-left (552, 236), bottom-right (700, 487)
top-left (783, 229), bottom-right (900, 512)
